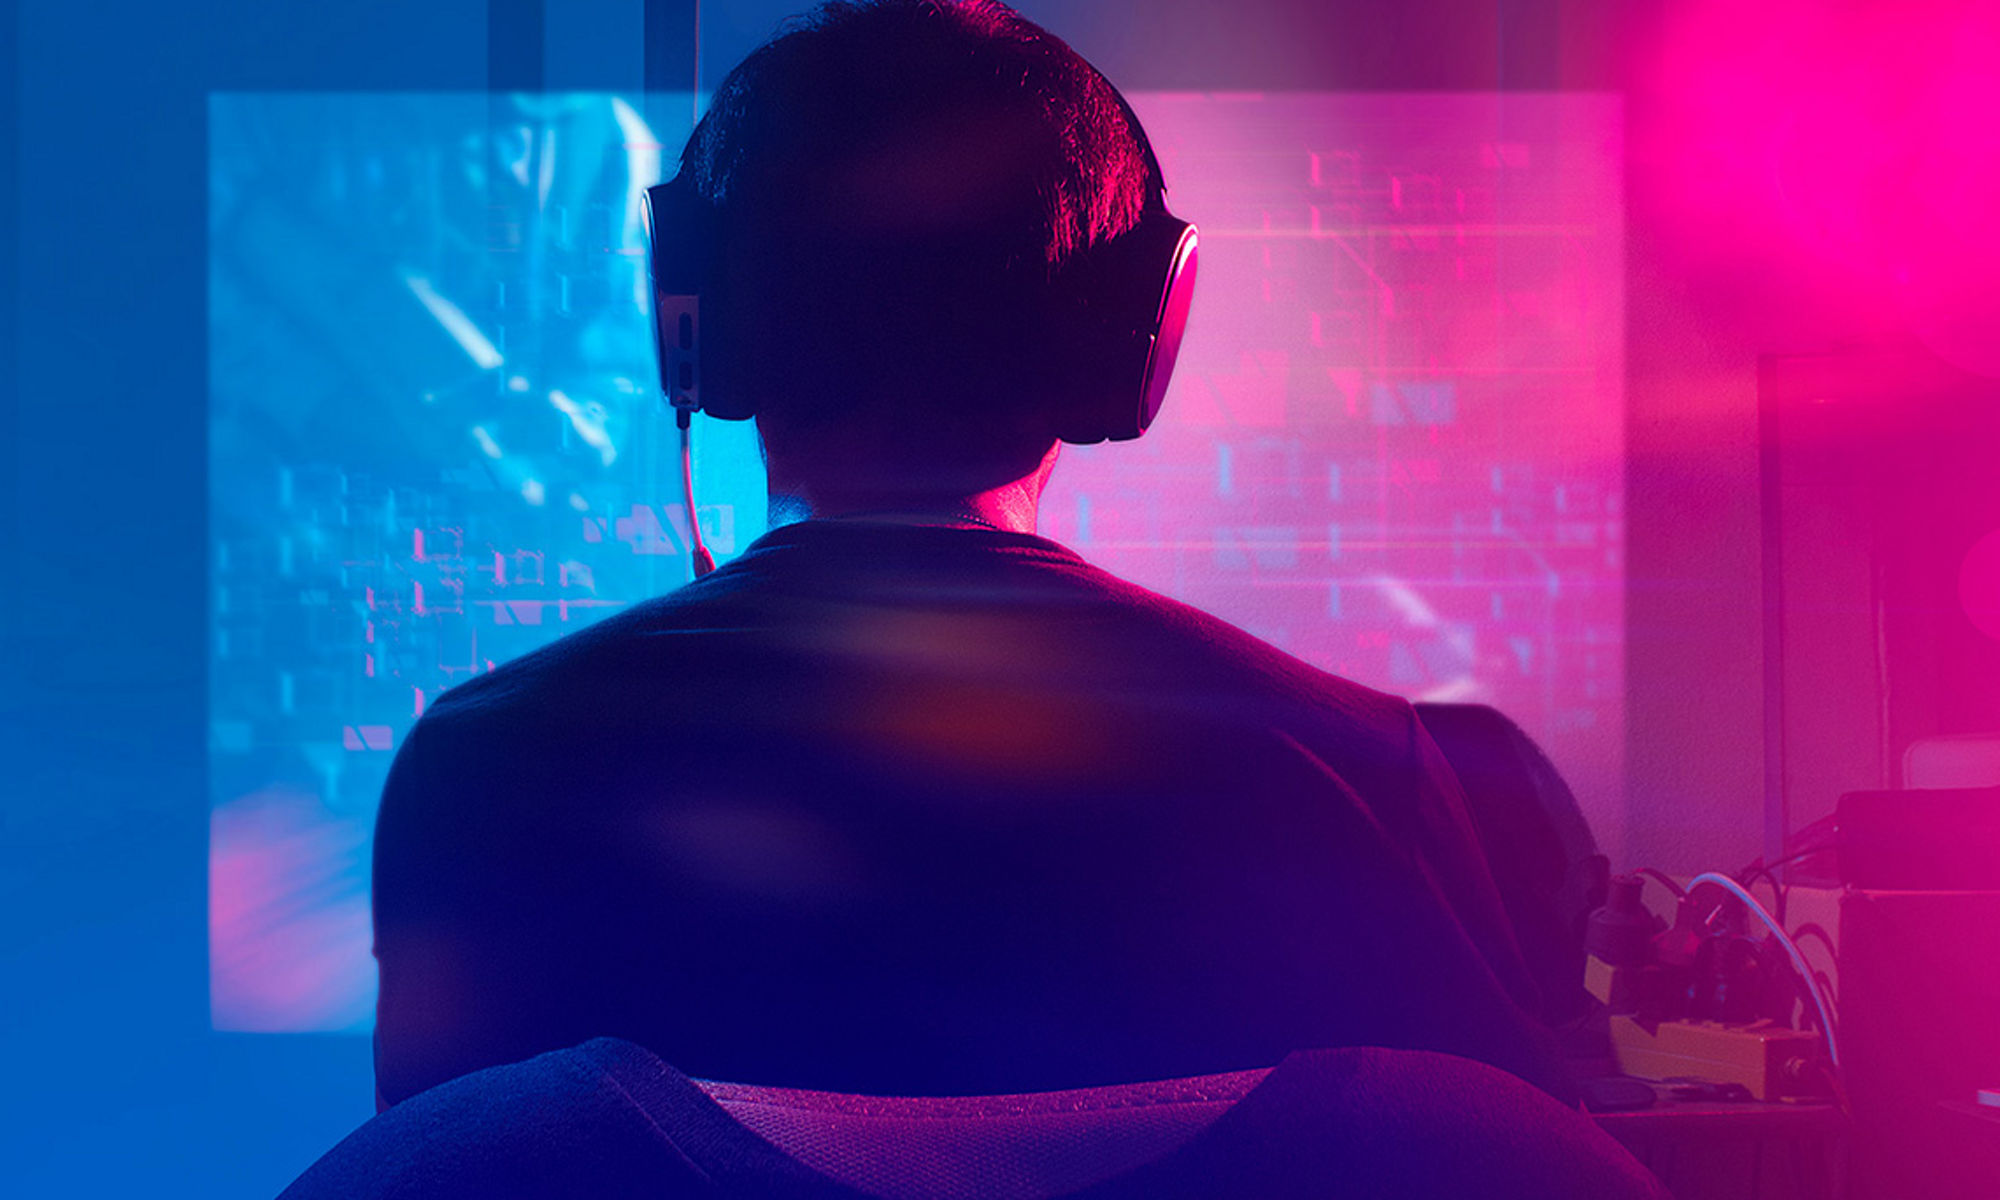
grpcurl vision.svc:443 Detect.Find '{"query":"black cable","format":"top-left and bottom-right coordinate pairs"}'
top-left (1790, 922), bottom-right (1838, 966)
top-left (1738, 819), bottom-right (1840, 881)
top-left (1763, 842), bottom-right (1829, 873)
top-left (1633, 867), bottom-right (1687, 899)
top-left (1739, 868), bottom-right (1787, 924)
top-left (1689, 873), bottom-right (1840, 1066)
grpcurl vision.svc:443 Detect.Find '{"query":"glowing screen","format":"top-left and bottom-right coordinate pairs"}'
top-left (209, 92), bottom-right (1623, 1031)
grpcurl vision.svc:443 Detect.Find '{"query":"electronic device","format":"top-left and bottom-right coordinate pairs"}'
top-left (1584, 872), bottom-right (1837, 1100)
top-left (1841, 869), bottom-right (2000, 1198)
top-left (1837, 785), bottom-right (2000, 889)
top-left (641, 78), bottom-right (1200, 576)
top-left (643, 106), bottom-right (1198, 444)
top-left (1608, 1016), bottom-right (1829, 1102)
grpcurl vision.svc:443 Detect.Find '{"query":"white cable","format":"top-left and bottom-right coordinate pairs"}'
top-left (1688, 872), bottom-right (1841, 1068)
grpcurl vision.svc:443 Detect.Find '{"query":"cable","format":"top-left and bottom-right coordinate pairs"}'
top-left (1790, 921), bottom-right (1840, 1009)
top-left (1761, 842), bottom-right (1831, 874)
top-left (1739, 867), bottom-right (1787, 924)
top-left (678, 408), bottom-right (715, 578)
top-left (1633, 867), bottom-right (1687, 899)
top-left (676, 0), bottom-right (712, 582)
top-left (1790, 921), bottom-right (1838, 963)
top-left (1736, 817), bottom-right (1840, 881)
top-left (1688, 872), bottom-right (1841, 1068)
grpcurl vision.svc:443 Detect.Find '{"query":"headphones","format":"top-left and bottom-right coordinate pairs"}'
top-left (643, 85), bottom-right (1198, 447)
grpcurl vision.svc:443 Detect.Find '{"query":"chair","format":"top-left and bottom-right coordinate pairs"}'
top-left (279, 1038), bottom-right (1668, 1198)
top-left (1416, 702), bottom-right (1611, 1027)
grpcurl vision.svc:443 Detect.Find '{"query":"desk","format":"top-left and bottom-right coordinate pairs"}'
top-left (1594, 1096), bottom-right (1848, 1200)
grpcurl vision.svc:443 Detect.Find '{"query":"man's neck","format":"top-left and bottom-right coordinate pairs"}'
top-left (763, 439), bottom-right (1061, 535)
top-left (766, 479), bottom-right (1041, 534)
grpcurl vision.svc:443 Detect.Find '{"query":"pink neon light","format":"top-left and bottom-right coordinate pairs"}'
top-left (1652, 0), bottom-right (2000, 376)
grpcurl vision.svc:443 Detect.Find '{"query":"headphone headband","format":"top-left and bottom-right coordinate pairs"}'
top-left (645, 81), bottom-right (1197, 443)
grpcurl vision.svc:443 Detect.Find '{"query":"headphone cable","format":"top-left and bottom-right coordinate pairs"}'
top-left (678, 407), bottom-right (716, 577)
top-left (677, 0), bottom-right (713, 580)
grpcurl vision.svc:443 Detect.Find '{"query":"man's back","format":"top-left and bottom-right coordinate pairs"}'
top-left (373, 520), bottom-right (1567, 1105)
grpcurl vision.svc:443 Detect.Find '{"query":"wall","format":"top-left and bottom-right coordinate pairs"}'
top-left (1618, 0), bottom-right (2000, 871)
top-left (5, 5), bottom-right (489, 1194)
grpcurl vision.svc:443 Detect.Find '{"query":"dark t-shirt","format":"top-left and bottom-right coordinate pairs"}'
top-left (372, 520), bottom-right (1568, 1105)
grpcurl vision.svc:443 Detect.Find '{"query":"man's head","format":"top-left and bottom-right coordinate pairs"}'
top-left (673, 0), bottom-right (1164, 507)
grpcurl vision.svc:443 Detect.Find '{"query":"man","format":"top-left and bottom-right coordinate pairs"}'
top-left (373, 0), bottom-right (1569, 1107)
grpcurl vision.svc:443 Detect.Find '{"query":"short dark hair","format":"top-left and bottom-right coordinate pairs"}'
top-left (678, 0), bottom-right (1157, 448)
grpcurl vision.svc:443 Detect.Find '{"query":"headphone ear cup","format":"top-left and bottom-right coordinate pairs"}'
top-left (688, 283), bottom-right (757, 422)
top-left (1132, 221), bottom-right (1198, 438)
top-left (646, 178), bottom-right (759, 421)
top-left (1045, 327), bottom-right (1150, 445)
top-left (1050, 215), bottom-right (1198, 445)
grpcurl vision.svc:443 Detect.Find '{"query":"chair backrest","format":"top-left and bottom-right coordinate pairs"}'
top-left (689, 1046), bottom-right (1668, 1200)
top-left (1415, 701), bottom-right (1610, 1025)
top-left (697, 1068), bottom-right (1270, 1200)
top-left (280, 1039), bottom-right (1670, 1199)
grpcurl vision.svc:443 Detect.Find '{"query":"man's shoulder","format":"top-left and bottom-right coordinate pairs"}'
top-left (1080, 562), bottom-right (1414, 729)
top-left (280, 1040), bottom-right (711, 1199)
top-left (408, 543), bottom-right (1415, 755)
top-left (418, 585), bottom-right (718, 727)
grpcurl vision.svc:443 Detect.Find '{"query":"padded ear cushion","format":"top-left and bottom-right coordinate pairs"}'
top-left (1049, 214), bottom-right (1199, 445)
top-left (1135, 221), bottom-right (1199, 437)
top-left (647, 179), bottom-right (763, 421)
